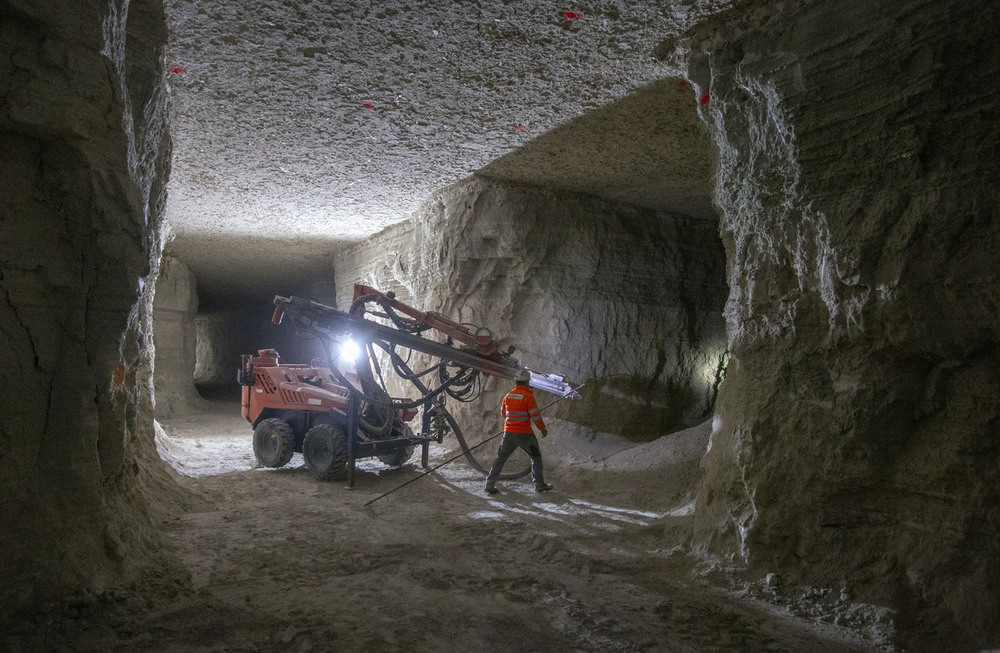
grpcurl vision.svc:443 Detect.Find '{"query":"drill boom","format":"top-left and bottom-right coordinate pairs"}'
top-left (274, 295), bottom-right (519, 378)
top-left (273, 290), bottom-right (581, 399)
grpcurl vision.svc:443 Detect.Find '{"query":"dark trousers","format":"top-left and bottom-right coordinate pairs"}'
top-left (486, 431), bottom-right (544, 487)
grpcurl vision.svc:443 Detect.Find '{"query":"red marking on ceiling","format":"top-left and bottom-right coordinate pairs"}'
top-left (362, 102), bottom-right (374, 108)
top-left (171, 67), bottom-right (186, 74)
top-left (677, 81), bottom-right (688, 87)
top-left (563, 11), bottom-right (583, 19)
top-left (700, 93), bottom-right (711, 105)
top-left (514, 125), bottom-right (524, 130)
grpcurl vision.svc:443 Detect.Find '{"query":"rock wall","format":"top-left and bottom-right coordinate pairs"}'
top-left (681, 0), bottom-right (1000, 646)
top-left (152, 255), bottom-right (202, 416)
top-left (194, 310), bottom-right (247, 387)
top-left (334, 176), bottom-right (728, 442)
top-left (0, 0), bottom-right (173, 606)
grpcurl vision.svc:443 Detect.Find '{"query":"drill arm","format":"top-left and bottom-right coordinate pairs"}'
top-left (273, 295), bottom-right (519, 378)
top-left (273, 288), bottom-right (581, 399)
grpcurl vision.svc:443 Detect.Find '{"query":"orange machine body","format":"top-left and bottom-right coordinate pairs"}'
top-left (241, 349), bottom-right (416, 426)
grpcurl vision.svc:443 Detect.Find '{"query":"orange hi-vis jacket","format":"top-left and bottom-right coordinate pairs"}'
top-left (501, 384), bottom-right (545, 434)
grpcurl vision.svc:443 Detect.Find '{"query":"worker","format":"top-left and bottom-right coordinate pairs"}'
top-left (485, 369), bottom-right (553, 494)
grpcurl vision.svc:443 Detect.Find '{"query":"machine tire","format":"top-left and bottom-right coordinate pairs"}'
top-left (302, 423), bottom-right (348, 481)
top-left (378, 445), bottom-right (415, 467)
top-left (377, 424), bottom-right (415, 467)
top-left (253, 418), bottom-right (295, 468)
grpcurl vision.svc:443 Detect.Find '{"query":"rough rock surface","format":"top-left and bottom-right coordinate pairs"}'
top-left (0, 0), bottom-right (175, 605)
top-left (334, 175), bottom-right (729, 441)
top-left (162, 0), bottom-right (732, 305)
top-left (480, 77), bottom-right (716, 221)
top-left (4, 0), bottom-right (1000, 649)
top-left (676, 0), bottom-right (1000, 647)
top-left (152, 255), bottom-right (204, 417)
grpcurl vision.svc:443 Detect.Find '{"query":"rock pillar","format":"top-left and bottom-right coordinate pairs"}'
top-left (682, 0), bottom-right (1000, 645)
top-left (152, 255), bottom-right (201, 417)
top-left (0, 0), bottom-right (172, 604)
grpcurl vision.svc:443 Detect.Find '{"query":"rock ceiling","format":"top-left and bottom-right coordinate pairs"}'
top-left (163, 0), bottom-right (727, 304)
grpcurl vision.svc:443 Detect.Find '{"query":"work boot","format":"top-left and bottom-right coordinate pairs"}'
top-left (485, 485), bottom-right (499, 495)
top-left (535, 483), bottom-right (554, 493)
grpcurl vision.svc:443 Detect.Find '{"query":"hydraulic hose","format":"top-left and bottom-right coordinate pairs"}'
top-left (326, 356), bottom-right (472, 411)
top-left (337, 294), bottom-right (529, 478)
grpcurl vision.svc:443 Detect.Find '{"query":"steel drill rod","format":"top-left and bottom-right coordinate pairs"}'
top-left (362, 429), bottom-right (504, 508)
top-left (362, 386), bottom-right (583, 509)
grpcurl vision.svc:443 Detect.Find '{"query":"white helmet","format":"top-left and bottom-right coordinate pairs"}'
top-left (514, 369), bottom-right (531, 384)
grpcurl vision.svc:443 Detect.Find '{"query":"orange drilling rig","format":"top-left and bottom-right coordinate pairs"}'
top-left (239, 284), bottom-right (579, 485)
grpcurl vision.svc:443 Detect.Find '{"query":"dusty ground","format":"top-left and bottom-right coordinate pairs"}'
top-left (7, 400), bottom-right (895, 652)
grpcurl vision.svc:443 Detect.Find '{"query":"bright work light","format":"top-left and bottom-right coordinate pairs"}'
top-left (339, 338), bottom-right (361, 362)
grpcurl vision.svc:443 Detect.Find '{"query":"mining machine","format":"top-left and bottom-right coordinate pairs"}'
top-left (239, 284), bottom-right (579, 485)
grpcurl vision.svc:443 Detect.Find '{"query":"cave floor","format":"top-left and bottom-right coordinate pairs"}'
top-left (14, 401), bottom-right (892, 652)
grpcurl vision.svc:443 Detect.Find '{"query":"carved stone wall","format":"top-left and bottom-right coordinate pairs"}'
top-left (682, 0), bottom-right (1000, 646)
top-left (152, 255), bottom-right (201, 416)
top-left (334, 176), bottom-right (729, 441)
top-left (0, 0), bottom-right (173, 604)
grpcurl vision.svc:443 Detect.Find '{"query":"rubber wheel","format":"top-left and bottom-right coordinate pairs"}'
top-left (377, 424), bottom-right (415, 467)
top-left (302, 423), bottom-right (348, 481)
top-left (253, 418), bottom-right (295, 468)
top-left (377, 445), bottom-right (415, 467)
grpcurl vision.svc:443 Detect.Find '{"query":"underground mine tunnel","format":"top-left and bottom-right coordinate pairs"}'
top-left (1, 0), bottom-right (999, 651)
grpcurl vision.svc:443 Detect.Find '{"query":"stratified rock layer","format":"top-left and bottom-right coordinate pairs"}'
top-left (683, 0), bottom-right (1000, 646)
top-left (0, 0), bottom-right (172, 603)
top-left (335, 176), bottom-right (728, 441)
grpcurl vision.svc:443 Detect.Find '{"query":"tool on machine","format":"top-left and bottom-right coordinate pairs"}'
top-left (238, 284), bottom-right (581, 486)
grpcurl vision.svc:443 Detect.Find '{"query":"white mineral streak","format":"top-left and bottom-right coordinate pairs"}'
top-left (102, 0), bottom-right (170, 225)
top-left (732, 427), bottom-right (759, 564)
top-left (102, 0), bottom-right (172, 448)
top-left (700, 70), bottom-right (865, 345)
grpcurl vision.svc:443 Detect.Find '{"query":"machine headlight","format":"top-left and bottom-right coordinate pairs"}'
top-left (339, 338), bottom-right (361, 362)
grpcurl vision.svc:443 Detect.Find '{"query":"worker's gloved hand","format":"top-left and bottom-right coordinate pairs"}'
top-left (540, 427), bottom-right (548, 438)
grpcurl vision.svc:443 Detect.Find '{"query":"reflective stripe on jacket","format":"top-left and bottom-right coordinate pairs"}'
top-left (501, 384), bottom-right (544, 434)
